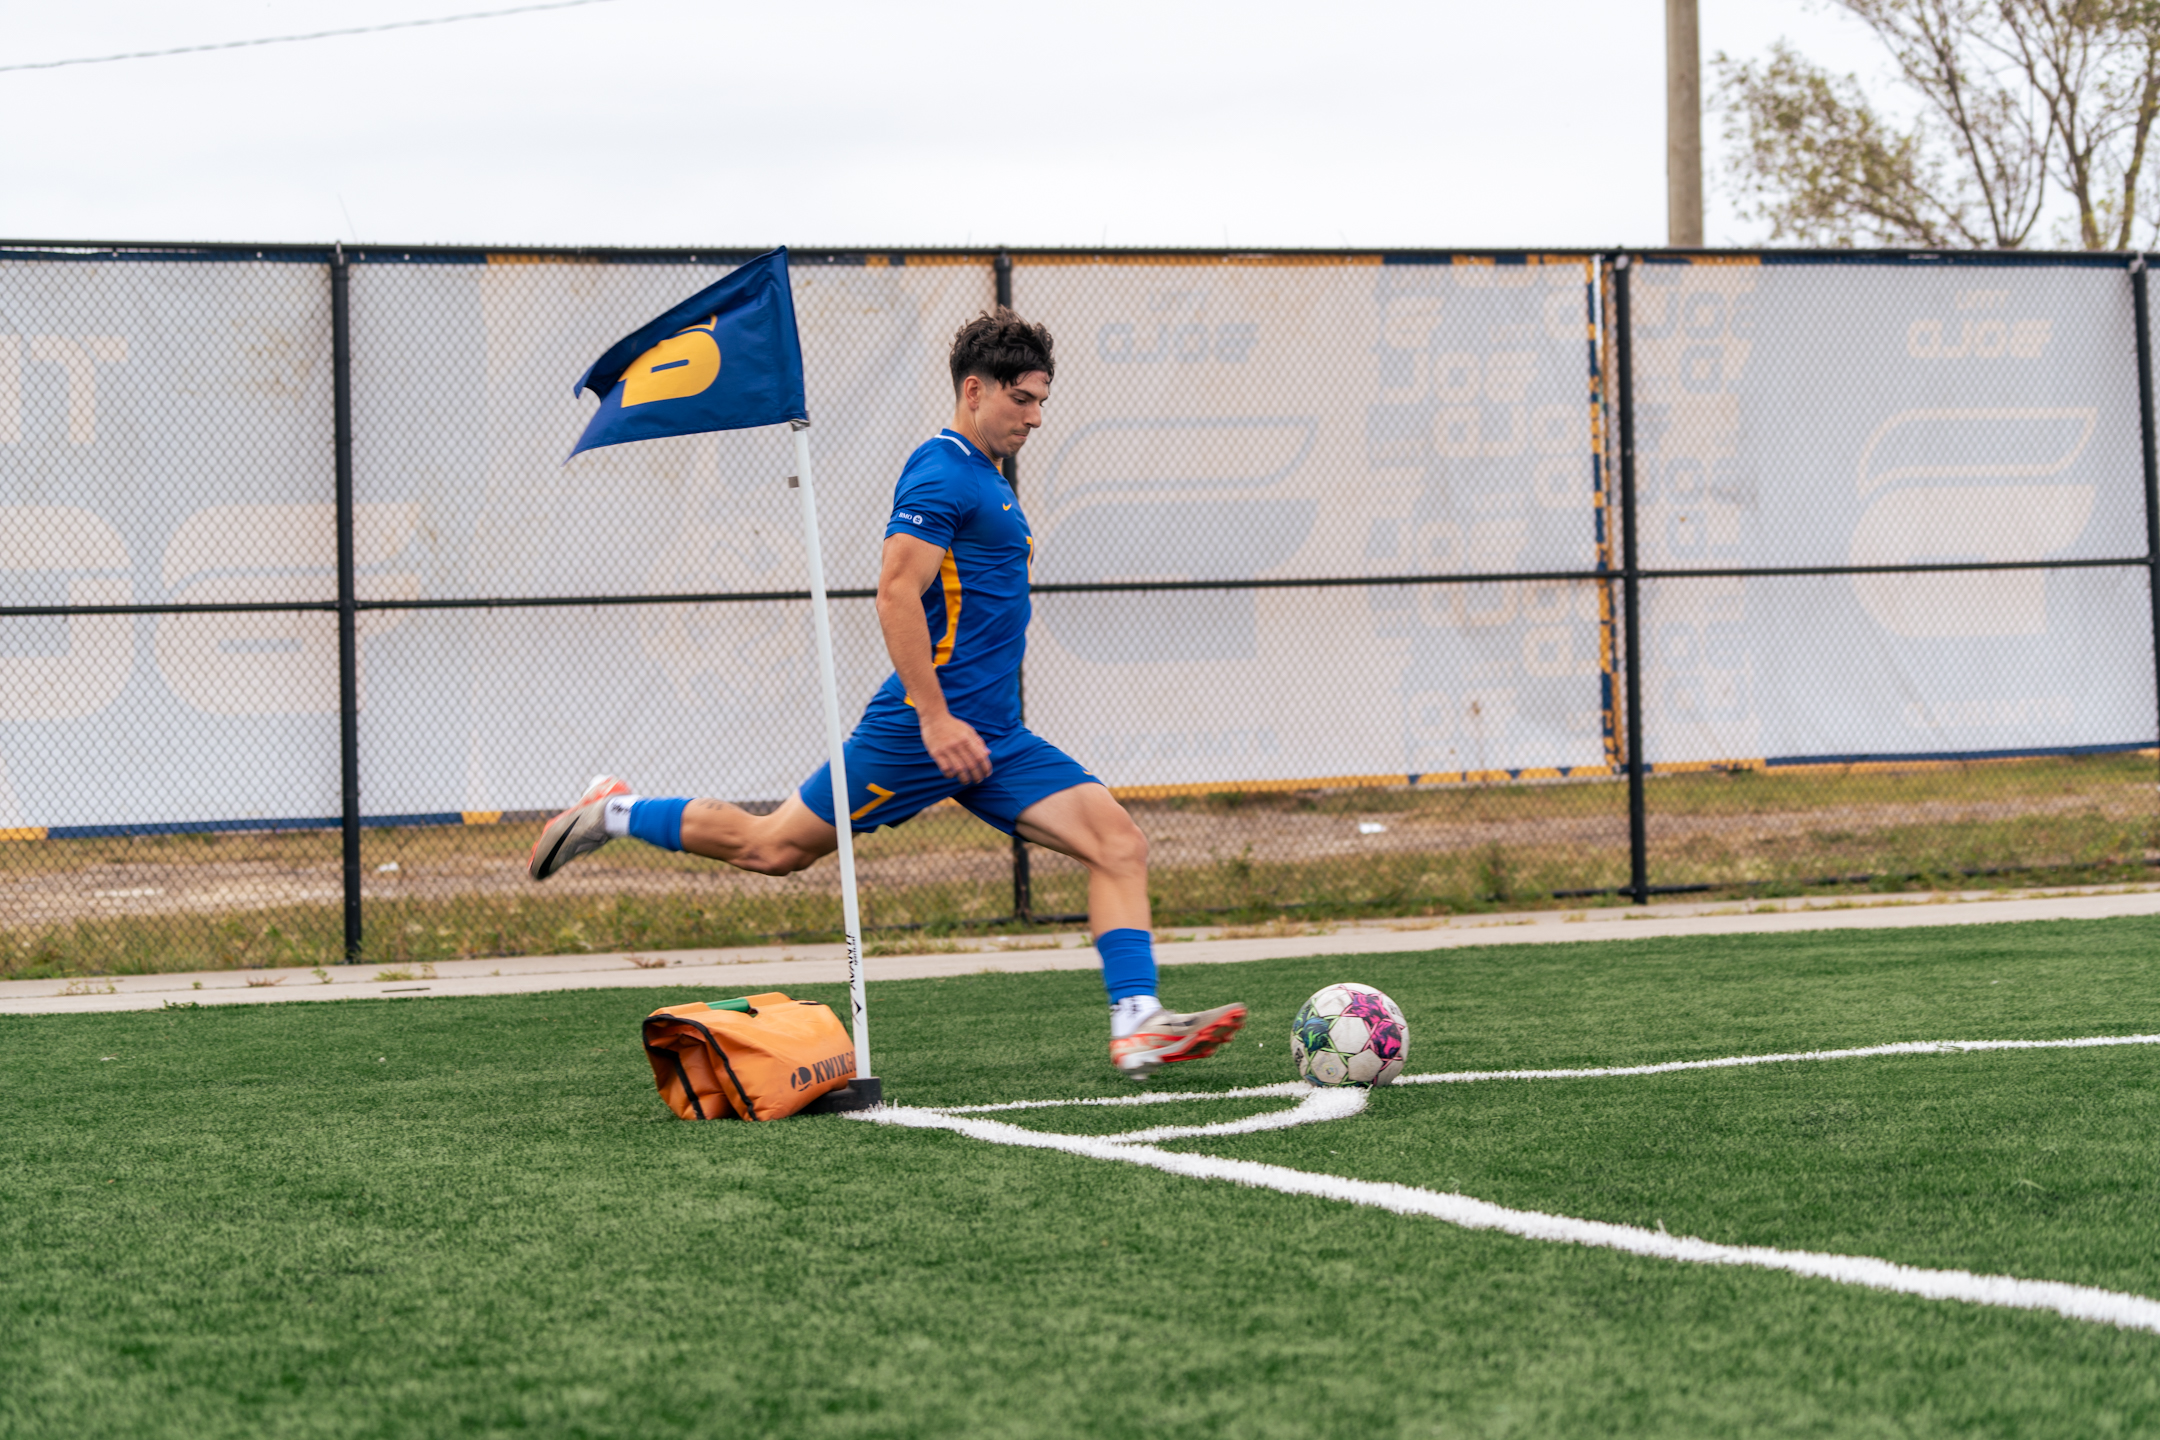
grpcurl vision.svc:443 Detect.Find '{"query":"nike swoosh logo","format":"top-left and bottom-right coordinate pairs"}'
top-left (536, 818), bottom-right (577, 878)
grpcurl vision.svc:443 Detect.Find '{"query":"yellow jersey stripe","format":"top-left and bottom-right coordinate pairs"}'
top-left (932, 550), bottom-right (962, 666)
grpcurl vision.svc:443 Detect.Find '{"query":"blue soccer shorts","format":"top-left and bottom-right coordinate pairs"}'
top-left (798, 723), bottom-right (1102, 835)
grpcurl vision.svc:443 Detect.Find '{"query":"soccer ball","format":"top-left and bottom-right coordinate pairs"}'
top-left (1291, 983), bottom-right (1408, 1087)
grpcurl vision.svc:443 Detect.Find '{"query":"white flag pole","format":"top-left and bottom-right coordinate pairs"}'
top-left (789, 418), bottom-right (876, 1102)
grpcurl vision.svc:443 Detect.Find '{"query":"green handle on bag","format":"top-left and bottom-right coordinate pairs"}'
top-left (706, 997), bottom-right (754, 1014)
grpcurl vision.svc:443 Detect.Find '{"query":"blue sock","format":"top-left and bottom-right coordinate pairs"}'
top-left (627, 797), bottom-right (688, 852)
top-left (1095, 928), bottom-right (1158, 1004)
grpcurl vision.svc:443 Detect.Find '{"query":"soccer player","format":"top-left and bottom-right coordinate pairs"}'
top-left (529, 309), bottom-right (1247, 1078)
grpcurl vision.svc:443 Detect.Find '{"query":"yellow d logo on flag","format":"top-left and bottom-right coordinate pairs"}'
top-left (567, 249), bottom-right (805, 460)
top-left (621, 318), bottom-right (721, 407)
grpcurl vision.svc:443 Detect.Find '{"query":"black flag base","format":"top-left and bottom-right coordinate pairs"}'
top-left (801, 1076), bottom-right (883, 1114)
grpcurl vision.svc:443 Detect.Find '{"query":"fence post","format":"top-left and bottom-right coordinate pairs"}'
top-left (996, 247), bottom-right (1032, 923)
top-left (1612, 255), bottom-right (1650, 905)
top-left (331, 247), bottom-right (364, 961)
top-left (2134, 256), bottom-right (2160, 772)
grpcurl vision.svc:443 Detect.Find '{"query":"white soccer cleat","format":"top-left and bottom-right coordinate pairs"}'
top-left (1110, 1002), bottom-right (1249, 1080)
top-left (527, 774), bottom-right (631, 882)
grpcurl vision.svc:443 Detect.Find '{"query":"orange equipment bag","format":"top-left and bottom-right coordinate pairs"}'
top-left (642, 993), bottom-right (858, 1121)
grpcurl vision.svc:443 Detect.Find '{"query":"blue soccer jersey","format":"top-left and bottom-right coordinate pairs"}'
top-left (862, 429), bottom-right (1033, 734)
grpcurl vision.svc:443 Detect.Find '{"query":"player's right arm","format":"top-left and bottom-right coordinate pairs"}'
top-left (877, 532), bottom-right (992, 784)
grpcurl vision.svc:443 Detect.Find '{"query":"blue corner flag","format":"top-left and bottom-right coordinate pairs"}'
top-left (568, 247), bottom-right (806, 459)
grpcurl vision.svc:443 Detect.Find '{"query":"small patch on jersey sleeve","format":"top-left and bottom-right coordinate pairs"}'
top-left (883, 445), bottom-right (974, 547)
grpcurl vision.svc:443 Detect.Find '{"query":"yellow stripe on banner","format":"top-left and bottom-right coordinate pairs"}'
top-left (1111, 774), bottom-right (1410, 801)
top-left (461, 811), bottom-right (502, 826)
top-left (932, 551), bottom-right (962, 666)
top-left (1411, 768), bottom-right (1607, 788)
top-left (1011, 253), bottom-right (1384, 269)
top-left (1672, 255), bottom-right (1763, 267)
top-left (1109, 768), bottom-right (1624, 801)
top-left (486, 254), bottom-right (580, 265)
top-left (1653, 758), bottom-right (1768, 776)
top-left (898, 254), bottom-right (991, 267)
top-left (0, 826), bottom-right (47, 842)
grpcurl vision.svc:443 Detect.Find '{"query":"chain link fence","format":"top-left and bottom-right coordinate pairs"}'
top-left (1, 242), bottom-right (2153, 978)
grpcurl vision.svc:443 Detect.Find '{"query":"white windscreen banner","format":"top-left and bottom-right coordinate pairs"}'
top-left (1627, 259), bottom-right (2153, 763)
top-left (1014, 257), bottom-right (1612, 789)
top-left (0, 258), bottom-right (343, 832)
top-left (0, 255), bottom-right (994, 827)
top-left (347, 257), bottom-right (990, 813)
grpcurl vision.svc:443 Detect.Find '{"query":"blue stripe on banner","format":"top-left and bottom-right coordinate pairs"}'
top-left (0, 247), bottom-right (335, 264)
top-left (1762, 741), bottom-right (2155, 768)
top-left (46, 817), bottom-right (344, 840)
top-left (1381, 253), bottom-right (1562, 267)
top-left (366, 251), bottom-right (756, 267)
top-left (42, 812), bottom-right (484, 840)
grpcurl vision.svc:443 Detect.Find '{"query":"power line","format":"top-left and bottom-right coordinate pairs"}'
top-left (0, 0), bottom-right (621, 75)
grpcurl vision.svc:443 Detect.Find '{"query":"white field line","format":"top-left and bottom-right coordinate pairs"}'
top-left (1399, 1032), bottom-right (2160, 1086)
top-left (858, 1101), bottom-right (2160, 1336)
top-left (938, 1081), bottom-right (1308, 1114)
top-left (935, 1032), bottom-right (2160, 1114)
top-left (1100, 1085), bottom-right (1368, 1143)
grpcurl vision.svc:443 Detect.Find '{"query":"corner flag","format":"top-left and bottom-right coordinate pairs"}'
top-left (565, 248), bottom-right (879, 1108)
top-left (568, 247), bottom-right (806, 459)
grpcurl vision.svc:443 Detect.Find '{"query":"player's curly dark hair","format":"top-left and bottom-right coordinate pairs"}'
top-left (948, 307), bottom-right (1055, 394)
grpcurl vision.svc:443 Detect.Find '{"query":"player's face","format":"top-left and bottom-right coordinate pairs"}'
top-left (968, 372), bottom-right (1050, 460)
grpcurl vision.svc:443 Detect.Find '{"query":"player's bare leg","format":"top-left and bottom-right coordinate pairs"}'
top-left (679, 795), bottom-right (837, 875)
top-left (1016, 783), bottom-right (1247, 1078)
top-left (529, 783), bottom-right (834, 881)
top-left (1013, 781), bottom-right (1150, 931)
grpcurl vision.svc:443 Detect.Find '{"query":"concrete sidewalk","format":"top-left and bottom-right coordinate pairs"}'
top-left (5, 883), bottom-right (2156, 1018)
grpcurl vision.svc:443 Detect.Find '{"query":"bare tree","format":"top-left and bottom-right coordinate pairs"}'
top-left (1993, 0), bottom-right (2160, 246)
top-left (1715, 0), bottom-right (2160, 249)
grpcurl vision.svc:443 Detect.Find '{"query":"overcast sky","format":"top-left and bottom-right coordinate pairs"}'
top-left (1, 1), bottom-right (1896, 251)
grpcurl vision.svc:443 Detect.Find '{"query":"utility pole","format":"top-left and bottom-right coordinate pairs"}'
top-left (1666, 0), bottom-right (1704, 247)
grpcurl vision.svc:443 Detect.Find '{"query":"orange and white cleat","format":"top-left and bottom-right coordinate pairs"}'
top-left (1110, 1002), bottom-right (1249, 1080)
top-left (527, 774), bottom-right (631, 881)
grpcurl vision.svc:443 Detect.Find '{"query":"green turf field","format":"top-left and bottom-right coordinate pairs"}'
top-left (5, 916), bottom-right (2158, 1438)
